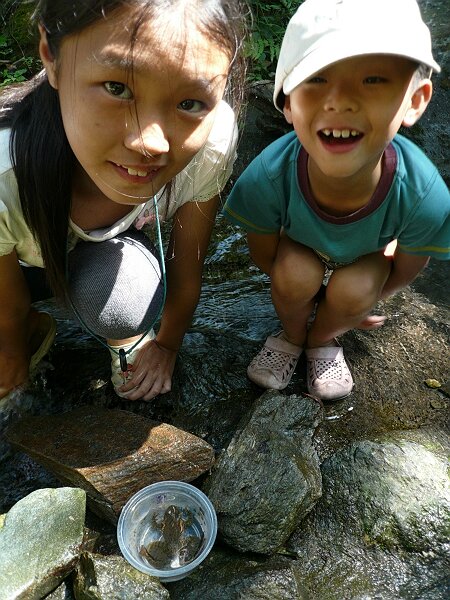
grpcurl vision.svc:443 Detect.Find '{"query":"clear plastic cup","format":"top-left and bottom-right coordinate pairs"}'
top-left (117, 481), bottom-right (217, 582)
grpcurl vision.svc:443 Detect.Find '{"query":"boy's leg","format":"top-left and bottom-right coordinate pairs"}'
top-left (271, 236), bottom-right (325, 347)
top-left (307, 251), bottom-right (391, 348)
top-left (305, 251), bottom-right (391, 401)
top-left (247, 237), bottom-right (324, 390)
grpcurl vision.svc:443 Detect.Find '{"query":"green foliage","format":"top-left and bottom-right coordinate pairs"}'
top-left (0, 32), bottom-right (40, 87)
top-left (0, 3), bottom-right (40, 88)
top-left (0, 0), bottom-right (300, 86)
top-left (246, 0), bottom-right (299, 81)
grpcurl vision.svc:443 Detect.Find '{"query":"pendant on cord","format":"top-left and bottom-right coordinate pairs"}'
top-left (119, 348), bottom-right (128, 373)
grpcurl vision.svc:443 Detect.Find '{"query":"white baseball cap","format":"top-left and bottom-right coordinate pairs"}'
top-left (274, 0), bottom-right (440, 111)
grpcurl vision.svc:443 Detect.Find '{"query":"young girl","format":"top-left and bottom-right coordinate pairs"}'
top-left (0, 0), bottom-right (248, 402)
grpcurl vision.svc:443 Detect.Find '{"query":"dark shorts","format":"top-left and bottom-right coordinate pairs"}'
top-left (312, 249), bottom-right (356, 285)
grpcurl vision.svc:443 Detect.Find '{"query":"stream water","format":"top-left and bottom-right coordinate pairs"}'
top-left (0, 0), bottom-right (448, 519)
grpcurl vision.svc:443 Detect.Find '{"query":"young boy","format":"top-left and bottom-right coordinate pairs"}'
top-left (223, 0), bottom-right (449, 401)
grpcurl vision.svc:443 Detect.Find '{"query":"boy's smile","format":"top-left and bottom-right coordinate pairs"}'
top-left (283, 55), bottom-right (430, 206)
top-left (317, 128), bottom-right (363, 153)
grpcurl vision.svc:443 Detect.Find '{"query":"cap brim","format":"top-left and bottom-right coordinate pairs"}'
top-left (275, 45), bottom-right (440, 112)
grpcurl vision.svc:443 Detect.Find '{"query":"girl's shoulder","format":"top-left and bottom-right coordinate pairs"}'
top-left (0, 129), bottom-right (13, 176)
top-left (169, 101), bottom-right (237, 210)
top-left (202, 100), bottom-right (237, 156)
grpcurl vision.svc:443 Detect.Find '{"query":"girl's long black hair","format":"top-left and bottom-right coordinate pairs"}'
top-left (0, 0), bottom-right (249, 299)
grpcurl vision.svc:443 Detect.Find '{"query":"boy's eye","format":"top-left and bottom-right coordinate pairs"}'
top-left (104, 81), bottom-right (133, 99)
top-left (306, 76), bottom-right (326, 84)
top-left (178, 99), bottom-right (206, 113)
top-left (364, 76), bottom-right (387, 84)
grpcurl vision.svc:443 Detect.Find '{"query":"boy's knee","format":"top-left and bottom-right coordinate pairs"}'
top-left (327, 269), bottom-right (384, 314)
top-left (271, 245), bottom-right (323, 298)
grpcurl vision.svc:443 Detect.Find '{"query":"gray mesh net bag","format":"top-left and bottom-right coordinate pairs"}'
top-left (67, 229), bottom-right (164, 340)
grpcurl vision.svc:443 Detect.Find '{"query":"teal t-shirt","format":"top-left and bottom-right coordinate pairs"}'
top-left (223, 132), bottom-right (450, 263)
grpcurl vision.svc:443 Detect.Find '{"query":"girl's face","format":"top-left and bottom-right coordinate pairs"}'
top-left (40, 5), bottom-right (231, 205)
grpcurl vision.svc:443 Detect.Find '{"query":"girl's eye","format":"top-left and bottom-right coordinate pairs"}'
top-left (178, 99), bottom-right (206, 113)
top-left (364, 76), bottom-right (387, 84)
top-left (104, 81), bottom-right (133, 99)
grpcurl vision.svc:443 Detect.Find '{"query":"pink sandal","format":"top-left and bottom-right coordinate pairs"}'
top-left (247, 331), bottom-right (302, 390)
top-left (305, 342), bottom-right (353, 401)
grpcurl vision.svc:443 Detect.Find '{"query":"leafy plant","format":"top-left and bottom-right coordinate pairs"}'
top-left (246, 0), bottom-right (299, 81)
top-left (0, 1), bottom-right (301, 86)
top-left (0, 66), bottom-right (27, 86)
top-left (0, 4), bottom-right (40, 88)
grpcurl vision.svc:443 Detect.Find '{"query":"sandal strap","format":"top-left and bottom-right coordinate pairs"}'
top-left (305, 345), bottom-right (344, 361)
top-left (29, 313), bottom-right (57, 373)
top-left (264, 332), bottom-right (302, 357)
top-left (110, 330), bottom-right (155, 396)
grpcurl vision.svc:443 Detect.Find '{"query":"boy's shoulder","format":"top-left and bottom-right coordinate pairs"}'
top-left (390, 134), bottom-right (449, 211)
top-left (248, 130), bottom-right (300, 180)
top-left (391, 134), bottom-right (443, 183)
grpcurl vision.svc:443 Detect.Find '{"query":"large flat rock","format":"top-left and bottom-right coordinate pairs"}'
top-left (6, 407), bottom-right (215, 522)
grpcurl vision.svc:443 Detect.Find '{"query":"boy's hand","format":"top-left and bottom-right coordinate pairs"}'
top-left (356, 314), bottom-right (386, 330)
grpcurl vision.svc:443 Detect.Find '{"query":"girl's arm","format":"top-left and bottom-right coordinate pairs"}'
top-left (119, 195), bottom-right (220, 400)
top-left (380, 250), bottom-right (430, 299)
top-left (0, 251), bottom-right (33, 398)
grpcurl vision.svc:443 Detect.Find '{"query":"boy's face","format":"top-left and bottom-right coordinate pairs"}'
top-left (283, 55), bottom-right (430, 183)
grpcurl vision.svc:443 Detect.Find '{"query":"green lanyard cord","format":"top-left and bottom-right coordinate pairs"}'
top-left (66, 195), bottom-right (167, 367)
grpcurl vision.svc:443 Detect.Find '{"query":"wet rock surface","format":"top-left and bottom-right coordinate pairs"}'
top-left (0, 488), bottom-right (85, 600)
top-left (205, 391), bottom-right (323, 554)
top-left (167, 548), bottom-right (310, 600)
top-left (285, 430), bottom-right (450, 600)
top-left (73, 553), bottom-right (169, 600)
top-left (5, 407), bottom-right (215, 523)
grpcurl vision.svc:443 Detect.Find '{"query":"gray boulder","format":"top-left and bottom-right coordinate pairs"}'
top-left (205, 391), bottom-right (323, 554)
top-left (72, 553), bottom-right (169, 600)
top-left (168, 547), bottom-right (309, 599)
top-left (0, 487), bottom-right (85, 600)
top-left (287, 430), bottom-right (450, 599)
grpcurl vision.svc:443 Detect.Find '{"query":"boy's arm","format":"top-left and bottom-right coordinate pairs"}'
top-left (380, 249), bottom-right (430, 299)
top-left (247, 231), bottom-right (281, 275)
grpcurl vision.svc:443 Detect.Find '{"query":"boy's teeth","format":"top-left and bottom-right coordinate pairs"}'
top-left (322, 129), bottom-right (360, 138)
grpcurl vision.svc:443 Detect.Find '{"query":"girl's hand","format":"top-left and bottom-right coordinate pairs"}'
top-left (117, 339), bottom-right (177, 401)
